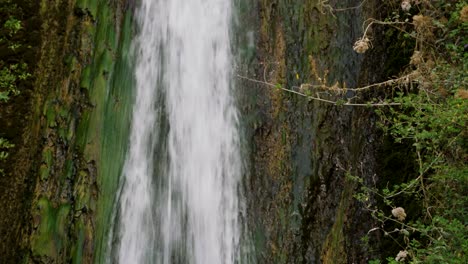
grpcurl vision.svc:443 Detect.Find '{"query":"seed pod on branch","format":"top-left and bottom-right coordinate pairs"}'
top-left (392, 207), bottom-right (407, 221)
top-left (413, 15), bottom-right (434, 39)
top-left (401, 0), bottom-right (411, 12)
top-left (353, 36), bottom-right (371, 53)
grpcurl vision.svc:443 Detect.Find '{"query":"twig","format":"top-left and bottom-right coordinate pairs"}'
top-left (333, 0), bottom-right (368, 12)
top-left (384, 153), bottom-right (442, 199)
top-left (296, 72), bottom-right (416, 93)
top-left (236, 74), bottom-right (402, 107)
top-left (362, 19), bottom-right (409, 37)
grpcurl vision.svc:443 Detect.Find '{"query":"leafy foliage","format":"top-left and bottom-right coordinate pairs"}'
top-left (348, 1), bottom-right (468, 262)
top-left (0, 0), bottom-right (29, 103)
top-left (0, 62), bottom-right (30, 101)
top-left (0, 137), bottom-right (14, 175)
top-left (3, 16), bottom-right (21, 36)
top-left (0, 0), bottom-right (29, 175)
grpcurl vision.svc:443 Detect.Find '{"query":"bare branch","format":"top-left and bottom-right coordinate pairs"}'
top-left (333, 0), bottom-right (368, 12)
top-left (236, 74), bottom-right (402, 107)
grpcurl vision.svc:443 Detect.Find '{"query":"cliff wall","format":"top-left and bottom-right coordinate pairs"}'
top-left (1, 0), bottom-right (404, 263)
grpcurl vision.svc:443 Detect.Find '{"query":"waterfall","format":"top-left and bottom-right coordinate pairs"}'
top-left (115, 0), bottom-right (243, 263)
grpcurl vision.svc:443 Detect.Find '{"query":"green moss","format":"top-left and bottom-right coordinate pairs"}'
top-left (39, 164), bottom-right (50, 181)
top-left (58, 106), bottom-right (69, 119)
top-left (18, 0), bottom-right (133, 262)
top-left (253, 225), bottom-right (266, 257)
top-left (70, 56), bottom-right (80, 73)
top-left (30, 197), bottom-right (71, 260)
top-left (45, 104), bottom-right (57, 128)
top-left (21, 252), bottom-right (30, 264)
top-left (66, 119), bottom-right (75, 142)
top-left (66, 2), bottom-right (135, 261)
top-left (65, 159), bottom-right (74, 178)
top-left (58, 127), bottom-right (66, 141)
top-left (71, 221), bottom-right (85, 264)
top-left (93, 11), bottom-right (135, 263)
top-left (76, 110), bottom-right (91, 150)
top-left (321, 180), bottom-right (354, 263)
top-left (39, 0), bottom-right (49, 17)
top-left (75, 0), bottom-right (98, 19)
top-left (42, 147), bottom-right (53, 167)
top-left (96, 7), bottom-right (117, 51)
top-left (75, 170), bottom-right (91, 210)
top-left (80, 66), bottom-right (91, 90)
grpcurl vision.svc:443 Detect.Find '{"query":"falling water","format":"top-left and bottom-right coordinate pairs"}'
top-left (115, 0), bottom-right (243, 263)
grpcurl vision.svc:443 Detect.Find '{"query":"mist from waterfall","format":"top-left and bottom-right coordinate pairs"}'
top-left (114, 0), bottom-right (244, 263)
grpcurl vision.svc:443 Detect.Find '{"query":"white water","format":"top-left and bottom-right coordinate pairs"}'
top-left (116, 0), bottom-right (243, 263)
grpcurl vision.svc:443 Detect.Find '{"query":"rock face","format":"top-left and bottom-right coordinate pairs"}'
top-left (1, 0), bottom-right (399, 263)
top-left (0, 1), bottom-right (42, 261)
top-left (0, 0), bottom-right (134, 262)
top-left (238, 0), bottom-right (391, 263)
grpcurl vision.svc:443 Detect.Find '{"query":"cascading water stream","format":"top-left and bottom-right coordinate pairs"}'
top-left (115, 0), bottom-right (243, 263)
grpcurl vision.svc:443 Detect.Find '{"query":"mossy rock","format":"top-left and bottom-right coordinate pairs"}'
top-left (30, 197), bottom-right (71, 261)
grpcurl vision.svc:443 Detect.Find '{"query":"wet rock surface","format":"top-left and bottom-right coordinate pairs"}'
top-left (239, 0), bottom-right (392, 263)
top-left (0, 0), bottom-right (133, 262)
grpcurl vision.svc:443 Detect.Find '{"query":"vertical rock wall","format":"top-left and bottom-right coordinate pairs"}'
top-left (0, 0), bottom-right (41, 262)
top-left (238, 0), bottom-right (387, 263)
top-left (0, 0), bottom-right (134, 262)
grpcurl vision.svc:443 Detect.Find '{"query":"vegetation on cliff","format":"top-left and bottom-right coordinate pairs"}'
top-left (0, 0), bottom-right (31, 174)
top-left (330, 1), bottom-right (467, 262)
top-left (365, 1), bottom-right (467, 262)
top-left (246, 0), bottom-right (466, 262)
top-left (0, 0), bottom-right (465, 263)
top-left (1, 0), bottom-right (134, 261)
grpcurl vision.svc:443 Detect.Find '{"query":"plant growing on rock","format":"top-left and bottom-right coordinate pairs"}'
top-left (0, 137), bottom-right (14, 175)
top-left (0, 62), bottom-right (30, 101)
top-left (0, 2), bottom-right (29, 102)
top-left (348, 1), bottom-right (467, 262)
top-left (241, 0), bottom-right (467, 262)
top-left (0, 0), bottom-right (29, 178)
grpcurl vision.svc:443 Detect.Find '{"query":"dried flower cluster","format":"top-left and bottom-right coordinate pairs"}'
top-left (401, 0), bottom-right (411, 12)
top-left (413, 15), bottom-right (431, 29)
top-left (412, 14), bottom-right (434, 40)
top-left (456, 89), bottom-right (468, 99)
top-left (392, 207), bottom-right (407, 221)
top-left (410, 51), bottom-right (423, 66)
top-left (353, 36), bottom-right (371, 54)
top-left (395, 250), bottom-right (408, 261)
top-left (461, 5), bottom-right (468, 22)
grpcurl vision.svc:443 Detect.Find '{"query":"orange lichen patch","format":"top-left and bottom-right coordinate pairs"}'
top-left (269, 24), bottom-right (287, 118)
top-left (308, 55), bottom-right (328, 86)
top-left (255, 13), bottom-right (294, 261)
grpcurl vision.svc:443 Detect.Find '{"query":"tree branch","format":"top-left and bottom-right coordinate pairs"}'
top-left (236, 74), bottom-right (402, 107)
